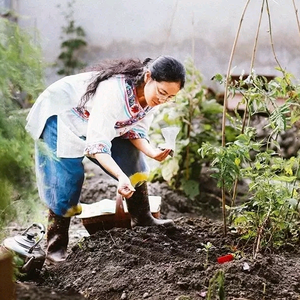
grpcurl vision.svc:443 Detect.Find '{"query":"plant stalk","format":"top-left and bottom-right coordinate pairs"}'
top-left (253, 204), bottom-right (272, 259)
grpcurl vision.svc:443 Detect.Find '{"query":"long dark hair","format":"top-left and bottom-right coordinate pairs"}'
top-left (79, 55), bottom-right (185, 107)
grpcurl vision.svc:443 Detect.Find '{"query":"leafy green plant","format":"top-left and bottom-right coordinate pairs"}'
top-left (201, 69), bottom-right (300, 253)
top-left (197, 0), bottom-right (300, 253)
top-left (231, 152), bottom-right (300, 257)
top-left (200, 130), bottom-right (258, 192)
top-left (0, 17), bottom-right (45, 231)
top-left (56, 0), bottom-right (87, 76)
top-left (0, 18), bottom-right (44, 109)
top-left (150, 59), bottom-right (224, 199)
top-left (206, 269), bottom-right (225, 300)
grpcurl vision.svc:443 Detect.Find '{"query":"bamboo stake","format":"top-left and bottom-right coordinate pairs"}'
top-left (222, 0), bottom-right (252, 146)
top-left (289, 0), bottom-right (300, 209)
top-left (231, 0), bottom-right (265, 208)
top-left (292, 0), bottom-right (300, 37)
top-left (162, 0), bottom-right (179, 53)
top-left (265, 0), bottom-right (284, 72)
top-left (221, 0), bottom-right (252, 235)
top-left (185, 12), bottom-right (196, 181)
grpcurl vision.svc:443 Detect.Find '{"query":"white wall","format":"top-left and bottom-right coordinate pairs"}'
top-left (15, 0), bottom-right (300, 89)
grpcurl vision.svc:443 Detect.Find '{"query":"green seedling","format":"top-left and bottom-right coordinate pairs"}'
top-left (201, 242), bottom-right (214, 269)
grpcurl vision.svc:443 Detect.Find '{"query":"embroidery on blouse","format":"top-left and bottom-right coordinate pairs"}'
top-left (72, 107), bottom-right (90, 121)
top-left (121, 130), bottom-right (147, 140)
top-left (115, 79), bottom-right (152, 129)
top-left (84, 143), bottom-right (111, 156)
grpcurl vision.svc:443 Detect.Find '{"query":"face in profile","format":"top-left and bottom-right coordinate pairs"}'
top-left (143, 72), bottom-right (181, 107)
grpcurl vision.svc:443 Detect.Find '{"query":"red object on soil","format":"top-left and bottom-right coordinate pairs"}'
top-left (217, 254), bottom-right (234, 264)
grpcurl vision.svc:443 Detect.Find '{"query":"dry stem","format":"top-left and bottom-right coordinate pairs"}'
top-left (292, 0), bottom-right (300, 38)
top-left (253, 205), bottom-right (272, 259)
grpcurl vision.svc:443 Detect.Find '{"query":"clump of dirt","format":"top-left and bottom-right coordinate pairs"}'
top-left (13, 161), bottom-right (300, 300)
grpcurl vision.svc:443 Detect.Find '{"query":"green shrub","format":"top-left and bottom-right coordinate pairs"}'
top-left (0, 17), bottom-right (45, 230)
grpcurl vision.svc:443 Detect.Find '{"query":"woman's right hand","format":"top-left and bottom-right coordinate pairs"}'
top-left (94, 153), bottom-right (136, 198)
top-left (117, 175), bottom-right (135, 198)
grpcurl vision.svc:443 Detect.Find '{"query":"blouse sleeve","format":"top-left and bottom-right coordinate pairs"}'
top-left (121, 112), bottom-right (154, 141)
top-left (84, 78), bottom-right (124, 156)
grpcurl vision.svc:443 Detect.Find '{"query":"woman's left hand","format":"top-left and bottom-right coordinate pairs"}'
top-left (129, 139), bottom-right (172, 162)
top-left (148, 148), bottom-right (172, 162)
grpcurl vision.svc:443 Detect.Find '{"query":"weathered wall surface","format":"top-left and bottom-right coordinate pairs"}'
top-left (13, 0), bottom-right (300, 88)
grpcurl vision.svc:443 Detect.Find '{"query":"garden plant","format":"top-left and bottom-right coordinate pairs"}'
top-left (199, 0), bottom-right (300, 256)
top-left (0, 16), bottom-right (45, 233)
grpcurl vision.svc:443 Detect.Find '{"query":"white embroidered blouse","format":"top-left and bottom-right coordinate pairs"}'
top-left (26, 72), bottom-right (155, 158)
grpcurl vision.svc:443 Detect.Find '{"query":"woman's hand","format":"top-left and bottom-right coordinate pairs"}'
top-left (130, 139), bottom-right (172, 162)
top-left (94, 153), bottom-right (135, 198)
top-left (147, 148), bottom-right (172, 162)
top-left (117, 175), bottom-right (136, 198)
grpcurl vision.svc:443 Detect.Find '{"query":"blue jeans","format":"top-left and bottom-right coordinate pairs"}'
top-left (35, 115), bottom-right (149, 217)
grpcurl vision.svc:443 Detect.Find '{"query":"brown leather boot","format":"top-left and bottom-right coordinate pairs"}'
top-left (46, 209), bottom-right (71, 264)
top-left (125, 181), bottom-right (174, 228)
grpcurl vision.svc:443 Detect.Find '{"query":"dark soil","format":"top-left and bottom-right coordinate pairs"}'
top-left (13, 161), bottom-right (300, 300)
